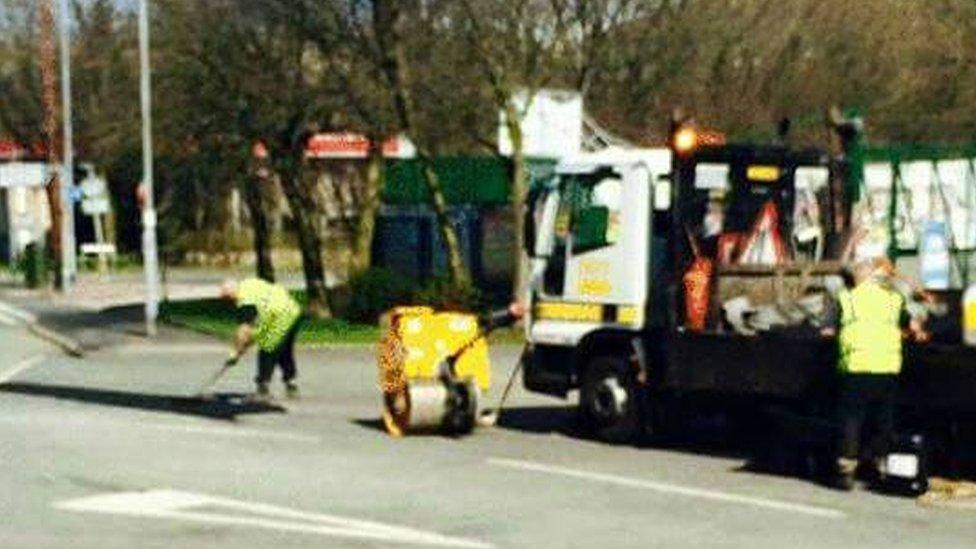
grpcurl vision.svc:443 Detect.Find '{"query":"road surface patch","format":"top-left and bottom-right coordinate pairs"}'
top-left (488, 457), bottom-right (845, 519)
top-left (919, 478), bottom-right (976, 510)
top-left (54, 489), bottom-right (493, 548)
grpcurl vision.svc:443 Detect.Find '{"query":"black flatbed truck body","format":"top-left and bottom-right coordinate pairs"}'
top-left (521, 137), bottom-right (976, 473)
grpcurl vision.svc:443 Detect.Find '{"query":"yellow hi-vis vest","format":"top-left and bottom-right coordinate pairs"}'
top-left (237, 278), bottom-right (302, 351)
top-left (838, 281), bottom-right (905, 375)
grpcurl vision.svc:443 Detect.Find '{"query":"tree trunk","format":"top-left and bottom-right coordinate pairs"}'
top-left (505, 101), bottom-right (529, 303)
top-left (276, 159), bottom-right (331, 318)
top-left (350, 139), bottom-right (383, 275)
top-left (38, 0), bottom-right (63, 289)
top-left (242, 172), bottom-right (275, 282)
top-left (374, 0), bottom-right (469, 287)
top-left (418, 154), bottom-right (468, 285)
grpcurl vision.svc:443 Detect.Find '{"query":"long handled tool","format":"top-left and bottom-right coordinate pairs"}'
top-left (196, 362), bottom-right (234, 399)
top-left (478, 356), bottom-right (523, 427)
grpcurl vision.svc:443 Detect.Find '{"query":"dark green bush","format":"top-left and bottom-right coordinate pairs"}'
top-left (18, 243), bottom-right (48, 288)
top-left (344, 267), bottom-right (417, 323)
top-left (413, 277), bottom-right (483, 313)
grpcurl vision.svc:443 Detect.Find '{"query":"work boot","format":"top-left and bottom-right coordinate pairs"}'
top-left (831, 458), bottom-right (857, 491)
top-left (285, 382), bottom-right (300, 400)
top-left (254, 382), bottom-right (271, 401)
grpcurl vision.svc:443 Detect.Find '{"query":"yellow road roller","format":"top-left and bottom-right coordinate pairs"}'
top-left (377, 305), bottom-right (519, 437)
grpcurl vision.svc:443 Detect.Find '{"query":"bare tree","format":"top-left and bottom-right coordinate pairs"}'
top-left (373, 0), bottom-right (469, 286)
top-left (298, 0), bottom-right (472, 287)
top-left (156, 0), bottom-right (339, 316)
top-left (38, 0), bottom-right (64, 286)
top-left (456, 0), bottom-right (564, 299)
top-left (292, 0), bottom-right (400, 277)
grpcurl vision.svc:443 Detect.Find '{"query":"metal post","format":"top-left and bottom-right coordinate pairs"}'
top-left (887, 158), bottom-right (900, 262)
top-left (57, 0), bottom-right (76, 289)
top-left (966, 159), bottom-right (976, 288)
top-left (93, 212), bottom-right (107, 274)
top-left (139, 0), bottom-right (160, 336)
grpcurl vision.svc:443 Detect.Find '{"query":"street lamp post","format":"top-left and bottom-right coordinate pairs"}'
top-left (57, 0), bottom-right (76, 290)
top-left (138, 0), bottom-right (161, 336)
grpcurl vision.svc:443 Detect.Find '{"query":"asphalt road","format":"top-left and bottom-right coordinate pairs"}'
top-left (2, 323), bottom-right (976, 548)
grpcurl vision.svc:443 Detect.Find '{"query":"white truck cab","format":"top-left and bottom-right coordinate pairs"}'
top-left (522, 149), bottom-right (673, 440)
top-left (527, 148), bottom-right (671, 347)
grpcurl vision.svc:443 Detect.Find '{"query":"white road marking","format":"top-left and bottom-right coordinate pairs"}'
top-left (137, 422), bottom-right (321, 443)
top-left (488, 457), bottom-right (846, 519)
top-left (0, 300), bottom-right (36, 323)
top-left (0, 415), bottom-right (320, 444)
top-left (0, 355), bottom-right (45, 384)
top-left (55, 489), bottom-right (493, 548)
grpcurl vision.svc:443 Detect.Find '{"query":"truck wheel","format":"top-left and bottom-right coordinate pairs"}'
top-left (580, 356), bottom-right (641, 443)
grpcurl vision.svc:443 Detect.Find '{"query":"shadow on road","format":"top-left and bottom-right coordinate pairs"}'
top-left (0, 382), bottom-right (285, 420)
top-left (494, 405), bottom-right (581, 438)
top-left (495, 404), bottom-right (836, 481)
top-left (352, 418), bottom-right (387, 432)
top-left (350, 417), bottom-right (476, 439)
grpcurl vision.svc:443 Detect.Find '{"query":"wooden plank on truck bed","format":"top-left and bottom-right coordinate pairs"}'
top-left (718, 261), bottom-right (846, 277)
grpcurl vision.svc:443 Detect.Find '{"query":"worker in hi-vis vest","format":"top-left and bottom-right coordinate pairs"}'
top-left (822, 257), bottom-right (928, 490)
top-left (220, 278), bottom-right (304, 399)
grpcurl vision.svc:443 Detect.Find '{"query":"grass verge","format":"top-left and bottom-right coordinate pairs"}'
top-left (159, 295), bottom-right (525, 347)
top-left (159, 298), bottom-right (381, 345)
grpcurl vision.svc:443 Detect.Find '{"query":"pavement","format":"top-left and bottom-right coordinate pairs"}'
top-left (0, 268), bottom-right (307, 351)
top-left (0, 267), bottom-right (309, 311)
top-left (3, 307), bottom-right (976, 548)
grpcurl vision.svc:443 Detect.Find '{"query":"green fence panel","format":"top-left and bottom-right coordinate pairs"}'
top-left (382, 156), bottom-right (558, 206)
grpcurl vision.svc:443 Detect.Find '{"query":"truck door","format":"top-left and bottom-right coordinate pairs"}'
top-left (532, 165), bottom-right (651, 344)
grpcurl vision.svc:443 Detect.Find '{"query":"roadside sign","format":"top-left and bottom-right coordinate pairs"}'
top-left (304, 133), bottom-right (415, 159)
top-left (81, 197), bottom-right (111, 215)
top-left (0, 162), bottom-right (47, 188)
top-left (79, 173), bottom-right (110, 215)
top-left (68, 185), bottom-right (84, 203)
top-left (80, 173), bottom-right (107, 197)
top-left (80, 242), bottom-right (117, 255)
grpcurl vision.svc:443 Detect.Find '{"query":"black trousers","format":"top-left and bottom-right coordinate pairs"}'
top-left (836, 374), bottom-right (898, 461)
top-left (256, 320), bottom-right (301, 384)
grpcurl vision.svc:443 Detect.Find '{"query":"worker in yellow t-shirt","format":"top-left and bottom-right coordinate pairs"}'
top-left (220, 278), bottom-right (303, 399)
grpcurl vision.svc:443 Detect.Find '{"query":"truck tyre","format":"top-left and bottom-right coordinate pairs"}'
top-left (580, 355), bottom-right (641, 443)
